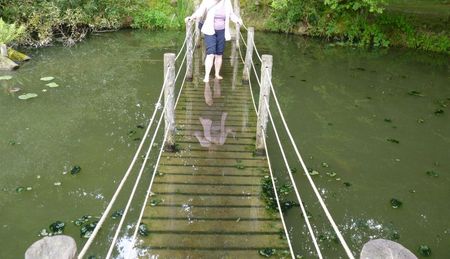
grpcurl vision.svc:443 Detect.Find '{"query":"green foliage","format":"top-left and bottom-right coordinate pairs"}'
top-left (132, 0), bottom-right (193, 30)
top-left (324, 0), bottom-right (385, 13)
top-left (0, 18), bottom-right (26, 44)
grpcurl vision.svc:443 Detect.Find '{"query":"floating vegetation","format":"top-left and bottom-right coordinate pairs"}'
top-left (389, 231), bottom-right (400, 240)
top-left (387, 138), bottom-right (399, 144)
top-left (18, 93), bottom-right (38, 100)
top-left (0, 75), bottom-right (13, 80)
top-left (426, 171), bottom-right (439, 177)
top-left (343, 182), bottom-right (352, 187)
top-left (309, 170), bottom-right (320, 176)
top-left (261, 177), bottom-right (297, 212)
top-left (138, 223), bottom-right (149, 236)
top-left (290, 167), bottom-right (297, 174)
top-left (326, 172), bottom-right (337, 177)
top-left (8, 140), bottom-right (16, 145)
top-left (418, 245), bottom-right (432, 257)
top-left (133, 137), bottom-right (141, 141)
top-left (70, 165), bottom-right (81, 175)
top-left (149, 199), bottom-right (162, 206)
top-left (136, 124), bottom-right (145, 129)
top-left (54, 182), bottom-right (62, 186)
top-left (8, 87), bottom-right (21, 93)
top-left (128, 130), bottom-right (137, 137)
top-left (417, 118), bottom-right (425, 124)
top-left (321, 162), bottom-right (329, 168)
top-left (16, 187), bottom-right (25, 193)
top-left (46, 82), bottom-right (59, 88)
top-left (49, 221), bottom-right (65, 235)
top-left (259, 248), bottom-right (276, 257)
top-left (384, 118), bottom-right (392, 123)
top-left (318, 231), bottom-right (339, 244)
top-left (80, 221), bottom-right (98, 239)
top-left (40, 77), bottom-right (54, 81)
top-left (390, 198), bottom-right (402, 209)
top-left (74, 215), bottom-right (91, 226)
top-left (434, 109), bottom-right (444, 115)
top-left (111, 209), bottom-right (124, 219)
top-left (408, 90), bottom-right (424, 97)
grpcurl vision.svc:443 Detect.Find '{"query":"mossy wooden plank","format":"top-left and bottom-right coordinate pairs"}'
top-left (140, 233), bottom-right (286, 249)
top-left (163, 150), bottom-right (259, 159)
top-left (159, 157), bottom-right (266, 168)
top-left (157, 165), bottom-right (268, 176)
top-left (151, 183), bottom-right (261, 196)
top-left (148, 194), bottom-right (266, 207)
top-left (140, 249), bottom-right (287, 259)
top-left (142, 219), bottom-right (282, 233)
top-left (154, 174), bottom-right (263, 185)
top-left (144, 206), bottom-right (276, 220)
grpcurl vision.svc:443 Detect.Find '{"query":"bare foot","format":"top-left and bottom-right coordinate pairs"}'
top-left (215, 75), bottom-right (223, 80)
top-left (203, 77), bottom-right (209, 83)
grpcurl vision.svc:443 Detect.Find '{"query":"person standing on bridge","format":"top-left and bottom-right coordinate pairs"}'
top-left (185, 0), bottom-right (243, 83)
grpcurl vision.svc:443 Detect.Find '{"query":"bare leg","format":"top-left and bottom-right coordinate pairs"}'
top-left (214, 55), bottom-right (223, 80)
top-left (204, 54), bottom-right (215, 83)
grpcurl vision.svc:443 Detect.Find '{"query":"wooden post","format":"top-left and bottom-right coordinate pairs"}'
top-left (0, 44), bottom-right (7, 57)
top-left (164, 53), bottom-right (176, 151)
top-left (194, 0), bottom-right (201, 48)
top-left (255, 55), bottom-right (273, 155)
top-left (230, 0), bottom-right (240, 67)
top-left (186, 21), bottom-right (194, 81)
top-left (242, 27), bottom-right (254, 84)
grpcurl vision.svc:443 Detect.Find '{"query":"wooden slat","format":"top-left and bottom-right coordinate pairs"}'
top-left (154, 174), bottom-right (263, 185)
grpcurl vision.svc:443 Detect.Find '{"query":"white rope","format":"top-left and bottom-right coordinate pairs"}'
top-left (253, 42), bottom-right (263, 62)
top-left (264, 68), bottom-right (355, 259)
top-left (261, 126), bottom-right (295, 259)
top-left (239, 31), bottom-right (248, 49)
top-left (105, 95), bottom-right (169, 258)
top-left (77, 70), bottom-right (169, 259)
top-left (263, 96), bottom-right (323, 258)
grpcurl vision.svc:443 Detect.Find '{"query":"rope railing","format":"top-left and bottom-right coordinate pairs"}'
top-left (77, 26), bottom-right (196, 259)
top-left (238, 28), bottom-right (355, 259)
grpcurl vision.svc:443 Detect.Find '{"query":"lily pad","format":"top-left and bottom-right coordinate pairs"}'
top-left (111, 209), bottom-right (124, 219)
top-left (426, 171), bottom-right (439, 177)
top-left (80, 221), bottom-right (97, 239)
top-left (70, 165), bottom-right (81, 175)
top-left (46, 82), bottom-right (59, 88)
top-left (39, 228), bottom-right (49, 237)
top-left (434, 109), bottom-right (444, 115)
top-left (16, 187), bottom-right (25, 193)
top-left (74, 215), bottom-right (91, 226)
top-left (0, 75), bottom-right (13, 80)
top-left (390, 198), bottom-right (402, 208)
top-left (309, 170), bottom-right (320, 176)
top-left (418, 245), bottom-right (431, 257)
top-left (18, 93), bottom-right (38, 100)
top-left (387, 138), bottom-right (399, 144)
top-left (40, 77), bottom-right (54, 81)
top-left (326, 172), bottom-right (337, 177)
top-left (321, 162), bottom-right (329, 168)
top-left (259, 248), bottom-right (276, 257)
top-left (408, 90), bottom-right (424, 97)
top-left (49, 221), bottom-right (65, 234)
top-left (343, 182), bottom-right (352, 187)
top-left (138, 223), bottom-right (149, 236)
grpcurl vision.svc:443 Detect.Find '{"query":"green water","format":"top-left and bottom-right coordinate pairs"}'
top-left (1, 31), bottom-right (449, 258)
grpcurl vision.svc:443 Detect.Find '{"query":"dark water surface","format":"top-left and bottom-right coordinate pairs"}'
top-left (0, 31), bottom-right (449, 258)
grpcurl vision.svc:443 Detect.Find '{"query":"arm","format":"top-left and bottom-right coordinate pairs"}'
top-left (187, 0), bottom-right (207, 21)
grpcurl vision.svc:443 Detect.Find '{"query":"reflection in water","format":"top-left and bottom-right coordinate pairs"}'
top-left (194, 80), bottom-right (235, 148)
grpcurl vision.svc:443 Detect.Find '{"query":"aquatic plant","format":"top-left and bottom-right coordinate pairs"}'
top-left (426, 171), bottom-right (439, 177)
top-left (46, 82), bottom-right (59, 88)
top-left (0, 75), bottom-right (13, 80)
top-left (81, 221), bottom-right (98, 239)
top-left (387, 138), bottom-right (399, 144)
top-left (390, 198), bottom-right (402, 208)
top-left (0, 18), bottom-right (25, 45)
top-left (138, 223), bottom-right (149, 236)
top-left (40, 77), bottom-right (54, 81)
top-left (259, 248), bottom-right (276, 257)
top-left (18, 93), bottom-right (38, 100)
top-left (49, 221), bottom-right (65, 234)
top-left (111, 209), bottom-right (124, 219)
top-left (418, 245), bottom-right (432, 257)
top-left (70, 165), bottom-right (81, 175)
top-left (261, 177), bottom-right (297, 212)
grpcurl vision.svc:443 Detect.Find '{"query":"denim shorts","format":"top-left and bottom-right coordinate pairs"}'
top-left (205, 29), bottom-right (225, 55)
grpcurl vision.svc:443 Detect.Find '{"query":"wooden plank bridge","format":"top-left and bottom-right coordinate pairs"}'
top-left (136, 27), bottom-right (290, 258)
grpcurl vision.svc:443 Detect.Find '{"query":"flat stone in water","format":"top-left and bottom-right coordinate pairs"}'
top-left (360, 239), bottom-right (417, 259)
top-left (25, 235), bottom-right (77, 259)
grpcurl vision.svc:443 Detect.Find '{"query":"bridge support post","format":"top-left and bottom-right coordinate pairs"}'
top-left (186, 21), bottom-right (194, 81)
top-left (194, 0), bottom-right (201, 48)
top-left (255, 55), bottom-right (273, 155)
top-left (164, 53), bottom-right (176, 152)
top-left (242, 27), bottom-right (254, 84)
top-left (230, 0), bottom-right (240, 67)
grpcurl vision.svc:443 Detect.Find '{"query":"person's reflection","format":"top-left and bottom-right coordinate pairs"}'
top-left (204, 79), bottom-right (221, 106)
top-left (194, 112), bottom-right (235, 148)
top-left (195, 80), bottom-right (235, 148)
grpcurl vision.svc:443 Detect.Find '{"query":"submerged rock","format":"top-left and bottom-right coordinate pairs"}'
top-left (25, 235), bottom-right (77, 259)
top-left (0, 56), bottom-right (19, 71)
top-left (360, 239), bottom-right (417, 259)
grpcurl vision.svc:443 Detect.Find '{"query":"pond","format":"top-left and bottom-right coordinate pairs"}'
top-left (0, 30), bottom-right (449, 258)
